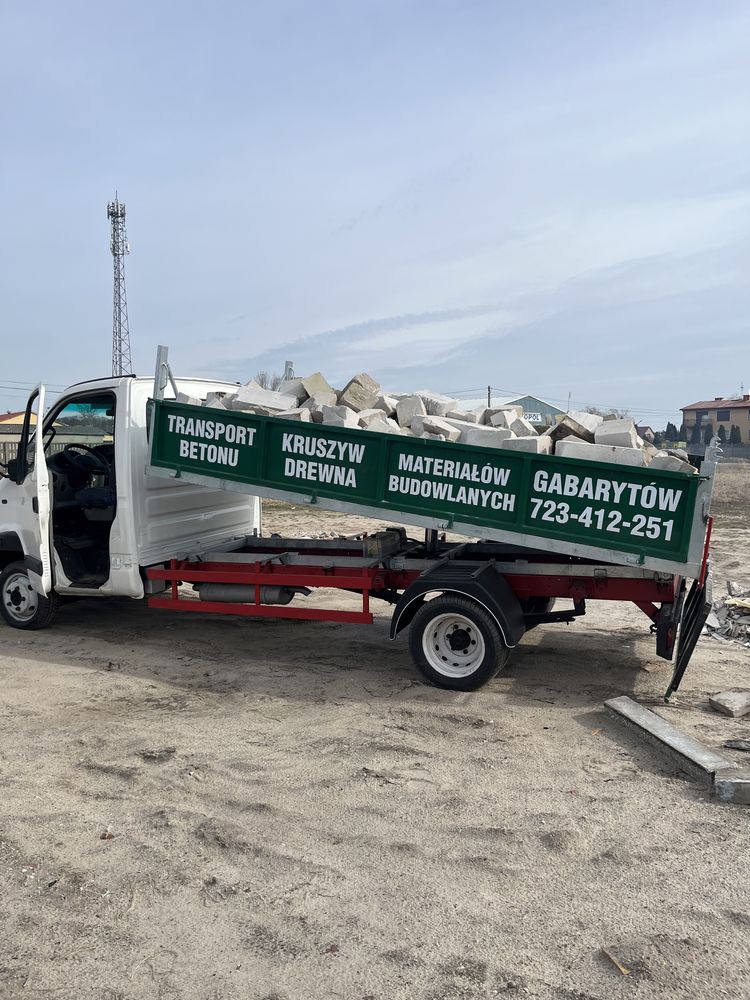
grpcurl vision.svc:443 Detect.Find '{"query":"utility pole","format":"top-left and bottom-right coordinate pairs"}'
top-left (108, 194), bottom-right (132, 376)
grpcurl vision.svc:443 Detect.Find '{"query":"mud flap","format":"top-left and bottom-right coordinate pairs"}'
top-left (664, 569), bottom-right (713, 701)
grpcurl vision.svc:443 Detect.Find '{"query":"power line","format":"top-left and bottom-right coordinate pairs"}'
top-left (0, 380), bottom-right (68, 390)
top-left (439, 384), bottom-right (684, 417)
top-left (487, 386), bottom-right (683, 416)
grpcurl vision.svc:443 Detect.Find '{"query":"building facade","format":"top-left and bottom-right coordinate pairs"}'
top-left (681, 395), bottom-right (750, 443)
top-left (490, 394), bottom-right (565, 427)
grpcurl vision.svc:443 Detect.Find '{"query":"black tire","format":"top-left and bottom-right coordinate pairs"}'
top-left (408, 594), bottom-right (510, 691)
top-left (0, 561), bottom-right (61, 630)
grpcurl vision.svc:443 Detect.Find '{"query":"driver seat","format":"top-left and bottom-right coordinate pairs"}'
top-left (54, 532), bottom-right (100, 551)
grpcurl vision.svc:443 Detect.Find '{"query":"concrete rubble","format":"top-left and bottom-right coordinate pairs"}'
top-left (709, 690), bottom-right (750, 719)
top-left (177, 376), bottom-right (697, 473)
top-left (703, 582), bottom-right (750, 647)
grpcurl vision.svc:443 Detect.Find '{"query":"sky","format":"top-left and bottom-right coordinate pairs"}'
top-left (1, 0), bottom-right (748, 426)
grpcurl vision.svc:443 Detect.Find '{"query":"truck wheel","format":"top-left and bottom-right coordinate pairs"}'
top-left (409, 594), bottom-right (510, 691)
top-left (0, 562), bottom-right (60, 630)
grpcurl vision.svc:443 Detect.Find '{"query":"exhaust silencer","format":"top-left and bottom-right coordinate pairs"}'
top-left (196, 584), bottom-right (311, 606)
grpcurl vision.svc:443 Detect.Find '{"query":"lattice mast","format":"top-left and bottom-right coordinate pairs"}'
top-left (107, 195), bottom-right (132, 376)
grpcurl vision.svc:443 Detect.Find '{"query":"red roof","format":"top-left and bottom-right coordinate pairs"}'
top-left (0, 410), bottom-right (26, 422)
top-left (681, 398), bottom-right (750, 412)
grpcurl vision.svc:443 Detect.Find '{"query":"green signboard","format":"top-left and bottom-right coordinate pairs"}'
top-left (149, 400), bottom-right (704, 565)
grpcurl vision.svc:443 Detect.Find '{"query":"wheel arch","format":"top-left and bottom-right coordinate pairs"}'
top-left (0, 532), bottom-right (24, 571)
top-left (390, 565), bottom-right (525, 647)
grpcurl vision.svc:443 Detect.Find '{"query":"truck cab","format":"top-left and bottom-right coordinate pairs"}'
top-left (0, 374), bottom-right (260, 629)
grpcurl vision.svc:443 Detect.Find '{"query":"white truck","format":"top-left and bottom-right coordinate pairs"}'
top-left (0, 351), bottom-right (714, 694)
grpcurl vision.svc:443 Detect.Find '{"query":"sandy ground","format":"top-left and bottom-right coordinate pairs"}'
top-left (1, 465), bottom-right (749, 1000)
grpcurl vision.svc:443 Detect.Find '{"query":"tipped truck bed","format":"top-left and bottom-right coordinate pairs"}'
top-left (146, 398), bottom-right (716, 578)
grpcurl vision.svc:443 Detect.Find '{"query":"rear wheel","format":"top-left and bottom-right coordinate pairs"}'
top-left (408, 594), bottom-right (510, 691)
top-left (0, 561), bottom-right (60, 630)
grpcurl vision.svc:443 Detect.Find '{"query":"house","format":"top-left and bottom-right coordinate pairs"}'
top-left (635, 425), bottom-right (655, 443)
top-left (0, 410), bottom-right (36, 443)
top-left (0, 411), bottom-right (38, 469)
top-left (495, 395), bottom-right (565, 425)
top-left (459, 393), bottom-right (565, 427)
top-left (681, 395), bottom-right (750, 443)
top-left (0, 410), bottom-right (36, 428)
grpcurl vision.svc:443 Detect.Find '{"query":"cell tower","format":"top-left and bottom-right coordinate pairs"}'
top-left (107, 194), bottom-right (132, 376)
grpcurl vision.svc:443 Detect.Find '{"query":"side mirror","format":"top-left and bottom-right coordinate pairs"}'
top-left (5, 458), bottom-right (18, 480)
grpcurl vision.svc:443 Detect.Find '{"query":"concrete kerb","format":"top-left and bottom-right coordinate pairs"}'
top-left (604, 696), bottom-right (747, 803)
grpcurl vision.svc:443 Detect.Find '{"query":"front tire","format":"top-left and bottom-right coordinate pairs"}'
top-left (0, 561), bottom-right (60, 630)
top-left (408, 594), bottom-right (510, 691)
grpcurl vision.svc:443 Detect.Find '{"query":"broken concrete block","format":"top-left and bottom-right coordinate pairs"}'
top-left (374, 394), bottom-right (398, 416)
top-left (414, 390), bottom-right (458, 416)
top-left (446, 409), bottom-right (477, 423)
top-left (396, 395), bottom-right (427, 427)
top-left (594, 418), bottom-right (638, 449)
top-left (422, 416), bottom-right (461, 442)
top-left (500, 435), bottom-right (552, 454)
top-left (277, 379), bottom-right (309, 405)
top-left (460, 425), bottom-right (515, 448)
top-left (362, 416), bottom-right (401, 434)
top-left (300, 372), bottom-right (335, 399)
top-left (338, 372), bottom-right (380, 412)
top-left (230, 400), bottom-right (278, 415)
top-left (713, 768), bottom-right (750, 804)
top-left (320, 404), bottom-right (359, 428)
top-left (357, 408), bottom-right (391, 429)
top-left (204, 392), bottom-right (232, 409)
top-left (509, 415), bottom-right (538, 437)
top-left (649, 452), bottom-right (697, 474)
top-left (470, 406), bottom-right (490, 424)
top-left (410, 415), bottom-right (427, 435)
top-left (543, 411), bottom-right (603, 444)
top-left (441, 416), bottom-right (479, 434)
top-left (276, 408), bottom-right (311, 421)
top-left (233, 382), bottom-right (291, 412)
top-left (301, 389), bottom-right (338, 410)
top-left (709, 690), bottom-right (750, 718)
top-left (555, 439), bottom-right (646, 466)
top-left (489, 410), bottom-right (519, 430)
top-left (300, 391), bottom-right (339, 424)
top-left (176, 392), bottom-right (202, 406)
top-left (420, 431), bottom-right (443, 440)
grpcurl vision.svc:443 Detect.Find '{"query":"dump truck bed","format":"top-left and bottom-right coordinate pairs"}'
top-left (146, 398), bottom-right (715, 579)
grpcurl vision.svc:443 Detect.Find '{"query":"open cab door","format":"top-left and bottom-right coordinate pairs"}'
top-left (13, 385), bottom-right (52, 596)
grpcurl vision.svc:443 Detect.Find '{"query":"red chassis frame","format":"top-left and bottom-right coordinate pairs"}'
top-left (146, 556), bottom-right (681, 626)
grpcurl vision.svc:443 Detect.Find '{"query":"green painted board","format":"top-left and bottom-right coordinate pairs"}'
top-left (149, 400), bottom-right (705, 566)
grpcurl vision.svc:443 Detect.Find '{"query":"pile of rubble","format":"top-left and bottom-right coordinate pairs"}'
top-left (704, 581), bottom-right (750, 648)
top-left (178, 371), bottom-right (695, 473)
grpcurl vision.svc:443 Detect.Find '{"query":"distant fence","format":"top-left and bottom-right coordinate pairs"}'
top-left (1, 440), bottom-right (69, 472)
top-left (0, 440), bottom-right (22, 469)
top-left (687, 443), bottom-right (750, 462)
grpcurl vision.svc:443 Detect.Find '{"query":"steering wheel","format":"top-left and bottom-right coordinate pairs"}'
top-left (62, 443), bottom-right (110, 475)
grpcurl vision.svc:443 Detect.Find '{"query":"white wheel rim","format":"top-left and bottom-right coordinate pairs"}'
top-left (422, 612), bottom-right (486, 678)
top-left (3, 572), bottom-right (39, 622)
